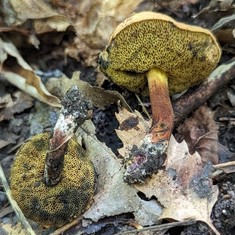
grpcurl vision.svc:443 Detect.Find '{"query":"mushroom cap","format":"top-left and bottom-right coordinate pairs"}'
top-left (10, 132), bottom-right (95, 227)
top-left (98, 11), bottom-right (221, 94)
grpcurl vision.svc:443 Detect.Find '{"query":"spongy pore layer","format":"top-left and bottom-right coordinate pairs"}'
top-left (99, 13), bottom-right (221, 94)
top-left (10, 132), bottom-right (95, 227)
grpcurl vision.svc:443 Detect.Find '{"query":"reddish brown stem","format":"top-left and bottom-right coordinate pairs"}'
top-left (147, 68), bottom-right (174, 143)
top-left (43, 86), bottom-right (92, 187)
top-left (124, 68), bottom-right (173, 183)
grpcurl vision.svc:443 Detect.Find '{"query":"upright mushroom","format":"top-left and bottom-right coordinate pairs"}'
top-left (98, 12), bottom-right (221, 183)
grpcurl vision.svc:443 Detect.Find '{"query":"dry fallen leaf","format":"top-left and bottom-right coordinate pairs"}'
top-left (0, 91), bottom-right (33, 121)
top-left (212, 13), bottom-right (235, 45)
top-left (115, 108), bottom-right (220, 234)
top-left (0, 37), bottom-right (61, 107)
top-left (136, 136), bottom-right (220, 235)
top-left (0, 222), bottom-right (31, 235)
top-left (176, 105), bottom-right (219, 164)
top-left (2, 0), bottom-right (71, 33)
top-left (46, 71), bottom-right (131, 110)
top-left (115, 108), bottom-right (151, 159)
top-left (75, 120), bottom-right (162, 227)
top-left (66, 0), bottom-right (144, 66)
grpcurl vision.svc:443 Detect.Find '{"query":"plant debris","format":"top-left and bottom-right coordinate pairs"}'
top-left (176, 105), bottom-right (219, 164)
top-left (0, 0), bottom-right (235, 234)
top-left (136, 136), bottom-right (220, 235)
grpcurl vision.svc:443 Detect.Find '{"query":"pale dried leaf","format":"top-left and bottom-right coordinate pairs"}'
top-left (115, 108), bottom-right (151, 158)
top-left (0, 91), bottom-right (33, 121)
top-left (75, 120), bottom-right (162, 227)
top-left (34, 15), bottom-right (71, 34)
top-left (46, 71), bottom-right (131, 110)
top-left (1, 223), bottom-right (31, 235)
top-left (0, 139), bottom-right (11, 149)
top-left (0, 38), bottom-right (61, 107)
top-left (176, 105), bottom-right (219, 164)
top-left (136, 136), bottom-right (220, 235)
top-left (6, 0), bottom-right (71, 33)
top-left (70, 0), bottom-right (144, 66)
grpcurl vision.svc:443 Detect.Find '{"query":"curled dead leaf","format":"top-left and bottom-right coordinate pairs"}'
top-left (0, 38), bottom-right (61, 107)
top-left (69, 0), bottom-right (144, 66)
top-left (176, 105), bottom-right (219, 164)
top-left (3, 0), bottom-right (71, 33)
top-left (0, 91), bottom-right (33, 121)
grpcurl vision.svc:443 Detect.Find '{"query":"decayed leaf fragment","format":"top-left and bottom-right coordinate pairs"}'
top-left (46, 71), bottom-right (131, 110)
top-left (115, 108), bottom-right (151, 158)
top-left (136, 137), bottom-right (220, 235)
top-left (3, 0), bottom-right (71, 33)
top-left (115, 108), bottom-right (220, 234)
top-left (0, 91), bottom-right (33, 121)
top-left (75, 120), bottom-right (162, 227)
top-left (0, 38), bottom-right (61, 107)
top-left (67, 0), bottom-right (144, 66)
top-left (176, 105), bottom-right (219, 164)
top-left (0, 223), bottom-right (31, 235)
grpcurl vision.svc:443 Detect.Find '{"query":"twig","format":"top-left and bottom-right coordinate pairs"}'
top-left (173, 58), bottom-right (235, 124)
top-left (212, 161), bottom-right (235, 177)
top-left (213, 161), bottom-right (235, 170)
top-left (0, 163), bottom-right (36, 235)
top-left (50, 215), bottom-right (83, 235)
top-left (116, 220), bottom-right (196, 235)
top-left (135, 93), bottom-right (151, 119)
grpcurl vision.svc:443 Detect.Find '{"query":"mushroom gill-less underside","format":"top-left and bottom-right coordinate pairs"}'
top-left (10, 132), bottom-right (95, 227)
top-left (99, 17), bottom-right (221, 94)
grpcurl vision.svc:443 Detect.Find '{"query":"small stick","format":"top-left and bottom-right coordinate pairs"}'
top-left (173, 58), bottom-right (235, 124)
top-left (43, 86), bottom-right (92, 186)
top-left (50, 215), bottom-right (83, 235)
top-left (0, 163), bottom-right (36, 235)
top-left (213, 161), bottom-right (235, 170)
top-left (135, 93), bottom-right (151, 120)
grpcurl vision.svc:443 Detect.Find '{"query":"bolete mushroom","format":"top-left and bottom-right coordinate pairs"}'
top-left (98, 12), bottom-right (221, 183)
top-left (10, 86), bottom-right (95, 227)
top-left (10, 133), bottom-right (95, 227)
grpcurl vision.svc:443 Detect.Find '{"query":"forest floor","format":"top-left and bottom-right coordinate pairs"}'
top-left (0, 0), bottom-right (235, 235)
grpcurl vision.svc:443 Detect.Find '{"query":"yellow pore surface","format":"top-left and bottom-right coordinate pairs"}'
top-left (99, 12), bottom-right (221, 94)
top-left (10, 132), bottom-right (95, 227)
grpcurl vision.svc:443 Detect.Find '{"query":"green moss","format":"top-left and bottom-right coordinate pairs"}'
top-left (10, 132), bottom-right (95, 227)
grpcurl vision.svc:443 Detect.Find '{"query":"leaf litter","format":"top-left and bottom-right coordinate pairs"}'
top-left (115, 107), bottom-right (220, 234)
top-left (76, 120), bottom-right (163, 228)
top-left (176, 105), bottom-right (219, 164)
top-left (1, 0), bottom-right (235, 234)
top-left (0, 37), bottom-right (61, 107)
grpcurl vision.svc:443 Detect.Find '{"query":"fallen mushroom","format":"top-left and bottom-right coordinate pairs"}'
top-left (10, 86), bottom-right (95, 227)
top-left (98, 12), bottom-right (221, 183)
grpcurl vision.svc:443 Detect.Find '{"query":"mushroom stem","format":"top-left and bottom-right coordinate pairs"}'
top-left (147, 67), bottom-right (174, 143)
top-left (123, 68), bottom-right (174, 183)
top-left (43, 86), bottom-right (92, 187)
